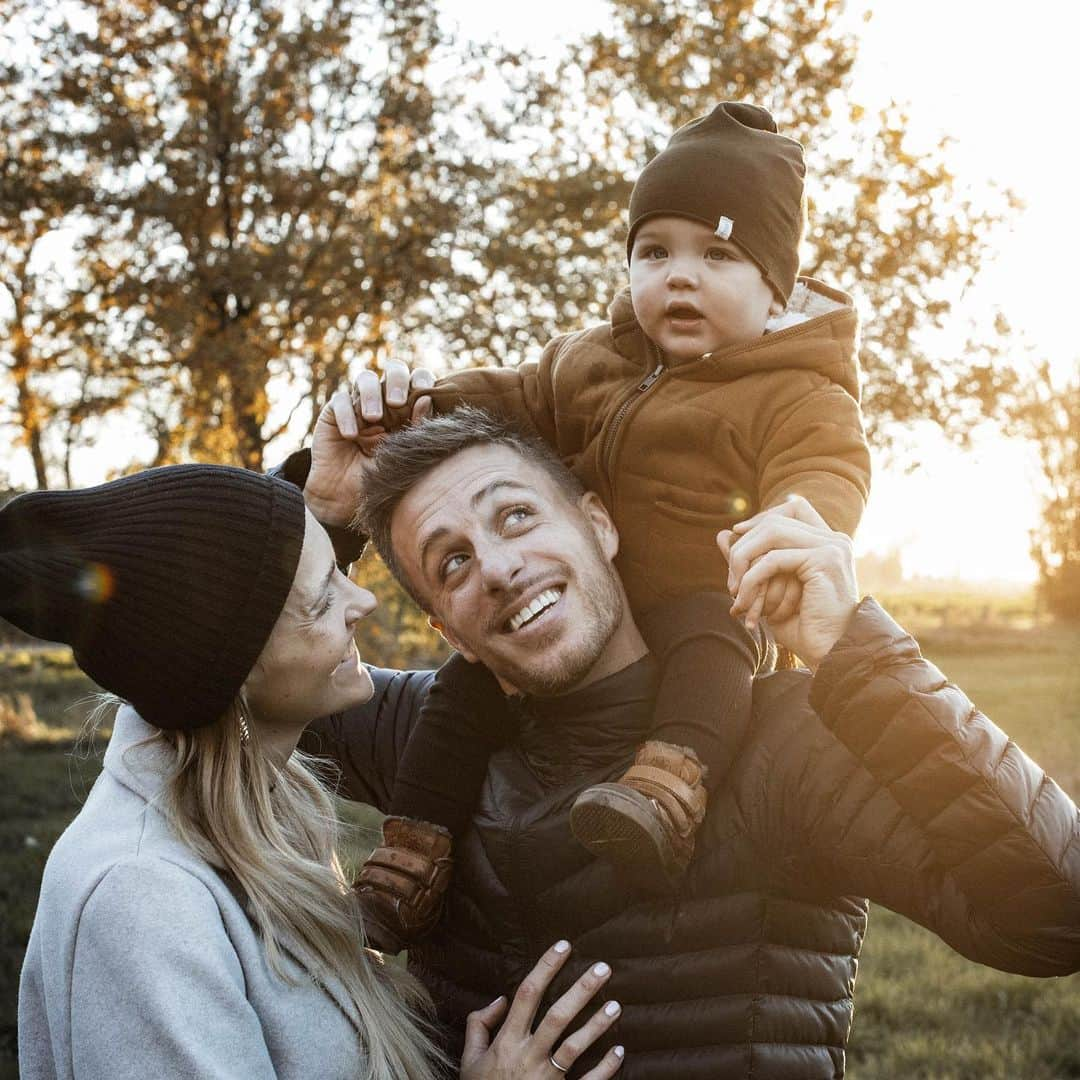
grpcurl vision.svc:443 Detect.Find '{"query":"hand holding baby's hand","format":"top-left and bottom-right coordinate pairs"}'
top-left (717, 496), bottom-right (859, 668)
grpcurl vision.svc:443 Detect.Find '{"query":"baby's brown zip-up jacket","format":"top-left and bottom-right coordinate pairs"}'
top-left (428, 278), bottom-right (871, 612)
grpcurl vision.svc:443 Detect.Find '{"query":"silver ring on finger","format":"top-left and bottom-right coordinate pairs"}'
top-left (549, 1052), bottom-right (569, 1074)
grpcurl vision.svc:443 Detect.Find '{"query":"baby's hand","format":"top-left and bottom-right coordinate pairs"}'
top-left (762, 574), bottom-right (803, 624)
top-left (729, 574), bottom-right (800, 633)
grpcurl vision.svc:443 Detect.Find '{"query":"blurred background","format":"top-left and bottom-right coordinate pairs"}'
top-left (1, 1), bottom-right (1078, 1076)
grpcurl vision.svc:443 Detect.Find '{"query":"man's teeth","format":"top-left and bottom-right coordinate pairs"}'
top-left (508, 589), bottom-right (561, 632)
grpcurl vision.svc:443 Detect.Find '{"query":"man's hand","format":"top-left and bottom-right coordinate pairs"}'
top-left (305, 361), bottom-right (435, 527)
top-left (717, 496), bottom-right (859, 669)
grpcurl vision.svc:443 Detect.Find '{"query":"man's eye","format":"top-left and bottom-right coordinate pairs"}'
top-left (317, 592), bottom-right (334, 617)
top-left (440, 553), bottom-right (468, 580)
top-left (503, 506), bottom-right (532, 527)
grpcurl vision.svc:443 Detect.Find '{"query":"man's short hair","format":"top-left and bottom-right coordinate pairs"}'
top-left (355, 406), bottom-right (586, 607)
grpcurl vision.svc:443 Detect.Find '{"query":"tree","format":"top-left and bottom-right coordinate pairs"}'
top-left (19, 0), bottom-right (487, 470)
top-left (4, 0), bottom-right (1020, 481)
top-left (441, 0), bottom-right (1017, 444)
top-left (1012, 366), bottom-right (1080, 620)
top-left (0, 15), bottom-right (120, 490)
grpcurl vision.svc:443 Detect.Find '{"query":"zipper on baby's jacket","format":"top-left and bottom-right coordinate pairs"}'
top-left (601, 356), bottom-right (666, 492)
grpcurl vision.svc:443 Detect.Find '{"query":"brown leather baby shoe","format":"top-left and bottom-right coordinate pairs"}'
top-left (569, 740), bottom-right (707, 888)
top-left (354, 816), bottom-right (453, 954)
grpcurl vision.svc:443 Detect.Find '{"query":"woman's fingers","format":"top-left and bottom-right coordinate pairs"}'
top-left (352, 368), bottom-right (385, 423)
top-left (411, 394), bottom-right (434, 424)
top-left (335, 362), bottom-right (436, 435)
top-left (533, 960), bottom-right (613, 1051)
top-left (579, 1044), bottom-right (627, 1079)
top-left (461, 996), bottom-right (508, 1068)
top-left (411, 367), bottom-right (436, 391)
top-left (503, 940), bottom-right (574, 1038)
top-left (329, 387), bottom-right (358, 439)
top-left (383, 359), bottom-right (411, 406)
top-left (546, 996), bottom-right (621, 1074)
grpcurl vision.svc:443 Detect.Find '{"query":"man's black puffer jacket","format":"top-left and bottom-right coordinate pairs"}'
top-left (305, 600), bottom-right (1080, 1079)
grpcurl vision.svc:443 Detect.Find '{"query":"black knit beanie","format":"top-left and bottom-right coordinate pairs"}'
top-left (0, 465), bottom-right (306, 730)
top-left (627, 102), bottom-right (806, 302)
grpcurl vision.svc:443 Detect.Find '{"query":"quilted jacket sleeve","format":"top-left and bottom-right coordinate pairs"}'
top-left (789, 598), bottom-right (1080, 975)
top-left (756, 380), bottom-right (871, 537)
top-left (423, 339), bottom-right (563, 447)
top-left (267, 449), bottom-right (368, 568)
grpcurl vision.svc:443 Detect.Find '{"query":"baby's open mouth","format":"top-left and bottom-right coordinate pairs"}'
top-left (666, 303), bottom-right (703, 320)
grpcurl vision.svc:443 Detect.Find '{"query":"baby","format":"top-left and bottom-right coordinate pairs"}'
top-left (350, 102), bottom-right (871, 949)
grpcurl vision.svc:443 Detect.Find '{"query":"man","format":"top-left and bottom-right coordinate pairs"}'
top-left (284, 398), bottom-right (1080, 1080)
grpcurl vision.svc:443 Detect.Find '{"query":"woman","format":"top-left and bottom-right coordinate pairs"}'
top-left (4, 464), bottom-right (624, 1079)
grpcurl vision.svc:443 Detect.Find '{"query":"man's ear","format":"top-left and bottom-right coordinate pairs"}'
top-left (579, 491), bottom-right (619, 560)
top-left (427, 615), bottom-right (478, 663)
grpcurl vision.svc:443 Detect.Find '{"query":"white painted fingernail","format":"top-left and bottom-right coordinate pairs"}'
top-left (604, 1000), bottom-right (620, 1016)
top-left (553, 940), bottom-right (570, 954)
top-left (614, 1045), bottom-right (625, 1058)
top-left (592, 962), bottom-right (610, 977)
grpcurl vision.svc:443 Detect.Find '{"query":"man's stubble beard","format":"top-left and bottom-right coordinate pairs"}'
top-left (465, 537), bottom-right (626, 698)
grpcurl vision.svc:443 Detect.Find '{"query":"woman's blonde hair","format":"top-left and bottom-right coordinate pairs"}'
top-left (152, 693), bottom-right (444, 1080)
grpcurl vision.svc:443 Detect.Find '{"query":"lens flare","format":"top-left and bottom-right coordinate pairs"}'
top-left (75, 563), bottom-right (115, 603)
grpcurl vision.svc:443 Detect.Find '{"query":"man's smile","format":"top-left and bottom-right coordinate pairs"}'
top-left (505, 586), bottom-right (564, 633)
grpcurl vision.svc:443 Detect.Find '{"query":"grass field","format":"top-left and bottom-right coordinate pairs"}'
top-left (2, 621), bottom-right (1079, 1079)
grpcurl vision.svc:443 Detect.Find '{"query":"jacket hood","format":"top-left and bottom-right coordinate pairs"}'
top-left (609, 277), bottom-right (862, 402)
top-left (104, 705), bottom-right (173, 804)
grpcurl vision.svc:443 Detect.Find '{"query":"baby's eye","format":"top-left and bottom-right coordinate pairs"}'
top-left (639, 244), bottom-right (667, 261)
top-left (706, 246), bottom-right (735, 261)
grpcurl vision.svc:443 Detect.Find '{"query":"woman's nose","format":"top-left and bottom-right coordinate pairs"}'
top-left (345, 581), bottom-right (378, 622)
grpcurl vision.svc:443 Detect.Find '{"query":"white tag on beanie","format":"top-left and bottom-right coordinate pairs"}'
top-left (714, 216), bottom-right (734, 239)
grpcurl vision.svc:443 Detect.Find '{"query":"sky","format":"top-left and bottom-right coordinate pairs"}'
top-left (7, 0), bottom-right (1079, 584)
top-left (830, 0), bottom-right (1080, 582)
top-left (432, 0), bottom-right (1079, 584)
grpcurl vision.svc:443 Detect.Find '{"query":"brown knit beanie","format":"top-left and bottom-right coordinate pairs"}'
top-left (0, 465), bottom-right (306, 730)
top-left (627, 101), bottom-right (806, 302)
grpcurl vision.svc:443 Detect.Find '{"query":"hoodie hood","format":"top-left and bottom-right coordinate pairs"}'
top-left (610, 276), bottom-right (861, 402)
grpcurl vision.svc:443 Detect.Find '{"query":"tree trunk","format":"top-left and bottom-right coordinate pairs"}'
top-left (232, 372), bottom-right (269, 472)
top-left (10, 328), bottom-right (49, 489)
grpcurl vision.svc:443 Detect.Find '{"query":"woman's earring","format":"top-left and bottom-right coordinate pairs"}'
top-left (238, 705), bottom-right (252, 746)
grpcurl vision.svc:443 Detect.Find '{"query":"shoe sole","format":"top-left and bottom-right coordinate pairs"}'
top-left (570, 784), bottom-right (681, 887)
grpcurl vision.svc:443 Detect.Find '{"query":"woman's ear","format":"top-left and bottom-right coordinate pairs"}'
top-left (427, 616), bottom-right (478, 663)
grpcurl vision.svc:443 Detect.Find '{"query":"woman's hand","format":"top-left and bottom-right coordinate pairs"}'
top-left (305, 361), bottom-right (435, 527)
top-left (460, 940), bottom-right (625, 1079)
